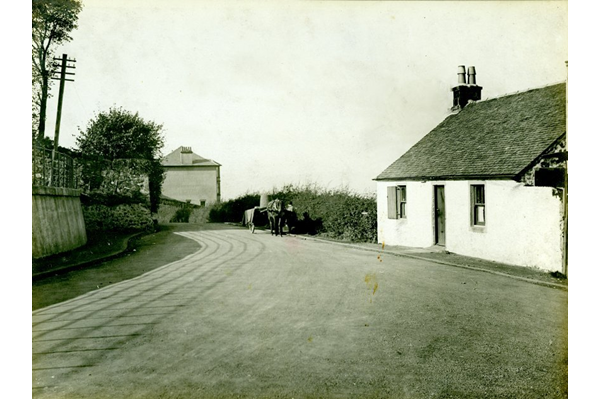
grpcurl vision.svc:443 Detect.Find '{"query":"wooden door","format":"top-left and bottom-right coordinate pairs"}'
top-left (435, 186), bottom-right (446, 246)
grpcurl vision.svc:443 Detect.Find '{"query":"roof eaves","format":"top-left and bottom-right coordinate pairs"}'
top-left (373, 174), bottom-right (517, 182)
top-left (163, 163), bottom-right (219, 167)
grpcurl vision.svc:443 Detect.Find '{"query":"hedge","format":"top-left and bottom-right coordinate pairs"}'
top-left (208, 184), bottom-right (377, 243)
top-left (82, 203), bottom-right (154, 233)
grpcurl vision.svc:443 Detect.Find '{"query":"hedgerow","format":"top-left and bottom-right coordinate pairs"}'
top-left (208, 194), bottom-right (260, 223)
top-left (82, 203), bottom-right (154, 233)
top-left (208, 184), bottom-right (377, 243)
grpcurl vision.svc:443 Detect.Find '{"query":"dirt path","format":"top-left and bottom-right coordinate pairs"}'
top-left (32, 227), bottom-right (567, 398)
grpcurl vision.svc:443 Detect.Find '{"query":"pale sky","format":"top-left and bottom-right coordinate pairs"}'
top-left (45, 0), bottom-right (568, 200)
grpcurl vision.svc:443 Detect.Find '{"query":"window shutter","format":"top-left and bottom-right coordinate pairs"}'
top-left (387, 186), bottom-right (398, 219)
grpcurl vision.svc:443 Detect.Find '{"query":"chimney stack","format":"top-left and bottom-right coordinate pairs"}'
top-left (451, 65), bottom-right (482, 111)
top-left (180, 146), bottom-right (193, 165)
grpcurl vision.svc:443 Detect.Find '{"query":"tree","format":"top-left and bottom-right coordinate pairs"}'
top-left (32, 0), bottom-right (82, 143)
top-left (76, 107), bottom-right (166, 214)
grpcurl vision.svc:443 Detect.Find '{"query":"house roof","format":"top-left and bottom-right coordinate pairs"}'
top-left (161, 146), bottom-right (221, 167)
top-left (375, 83), bottom-right (566, 181)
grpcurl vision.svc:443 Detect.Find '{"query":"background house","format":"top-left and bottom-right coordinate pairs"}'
top-left (161, 146), bottom-right (221, 206)
top-left (375, 66), bottom-right (567, 274)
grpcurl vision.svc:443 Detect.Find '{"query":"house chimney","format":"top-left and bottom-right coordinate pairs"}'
top-left (451, 65), bottom-right (482, 111)
top-left (180, 146), bottom-right (193, 165)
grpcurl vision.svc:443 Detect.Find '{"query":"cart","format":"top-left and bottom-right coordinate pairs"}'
top-left (242, 206), bottom-right (268, 233)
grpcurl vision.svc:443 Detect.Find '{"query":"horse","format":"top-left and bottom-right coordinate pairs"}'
top-left (266, 199), bottom-right (286, 236)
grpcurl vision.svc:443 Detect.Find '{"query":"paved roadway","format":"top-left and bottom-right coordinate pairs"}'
top-left (32, 227), bottom-right (567, 398)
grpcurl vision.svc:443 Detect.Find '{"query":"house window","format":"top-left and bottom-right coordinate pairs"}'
top-left (471, 185), bottom-right (485, 226)
top-left (387, 185), bottom-right (407, 219)
top-left (397, 186), bottom-right (407, 218)
top-left (200, 200), bottom-right (206, 208)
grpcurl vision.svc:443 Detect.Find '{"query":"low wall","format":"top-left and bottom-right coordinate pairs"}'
top-left (32, 186), bottom-right (87, 259)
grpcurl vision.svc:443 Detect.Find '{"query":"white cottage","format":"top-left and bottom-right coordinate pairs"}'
top-left (375, 67), bottom-right (567, 274)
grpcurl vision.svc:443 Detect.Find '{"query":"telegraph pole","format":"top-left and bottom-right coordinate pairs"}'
top-left (51, 54), bottom-right (76, 153)
top-left (49, 54), bottom-right (76, 186)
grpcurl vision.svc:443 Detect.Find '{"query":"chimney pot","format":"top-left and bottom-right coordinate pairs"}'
top-left (467, 66), bottom-right (476, 85)
top-left (457, 65), bottom-right (466, 85)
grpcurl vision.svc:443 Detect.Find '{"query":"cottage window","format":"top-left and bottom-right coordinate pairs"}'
top-left (397, 186), bottom-right (407, 218)
top-left (387, 185), bottom-right (407, 219)
top-left (200, 200), bottom-right (206, 207)
top-left (471, 185), bottom-right (485, 226)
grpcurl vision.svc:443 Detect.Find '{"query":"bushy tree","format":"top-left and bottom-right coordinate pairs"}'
top-left (76, 107), bottom-right (165, 213)
top-left (32, 0), bottom-right (83, 142)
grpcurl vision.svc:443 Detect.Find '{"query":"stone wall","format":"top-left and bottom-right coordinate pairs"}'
top-left (520, 136), bottom-right (567, 186)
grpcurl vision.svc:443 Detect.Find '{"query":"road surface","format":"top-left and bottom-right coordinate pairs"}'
top-left (32, 227), bottom-right (567, 398)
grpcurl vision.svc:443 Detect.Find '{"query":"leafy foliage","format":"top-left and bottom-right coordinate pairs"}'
top-left (32, 0), bottom-right (83, 142)
top-left (76, 107), bottom-right (164, 160)
top-left (208, 184), bottom-right (377, 243)
top-left (208, 194), bottom-right (260, 223)
top-left (82, 204), bottom-right (154, 233)
top-left (157, 204), bottom-right (210, 224)
top-left (76, 107), bottom-right (165, 214)
top-left (80, 190), bottom-right (150, 208)
top-left (32, 0), bottom-right (82, 54)
top-left (169, 202), bottom-right (194, 223)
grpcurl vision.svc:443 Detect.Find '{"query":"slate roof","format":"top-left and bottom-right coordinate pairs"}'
top-left (375, 83), bottom-right (566, 181)
top-left (162, 146), bottom-right (221, 167)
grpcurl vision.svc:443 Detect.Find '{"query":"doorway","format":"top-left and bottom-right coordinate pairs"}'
top-left (434, 186), bottom-right (446, 246)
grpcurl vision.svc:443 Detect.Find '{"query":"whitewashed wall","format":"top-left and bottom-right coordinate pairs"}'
top-left (377, 180), bottom-right (564, 272)
top-left (162, 166), bottom-right (219, 206)
top-left (377, 181), bottom-right (435, 248)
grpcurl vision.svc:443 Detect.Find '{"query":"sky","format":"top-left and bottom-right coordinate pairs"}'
top-left (41, 0), bottom-right (568, 200)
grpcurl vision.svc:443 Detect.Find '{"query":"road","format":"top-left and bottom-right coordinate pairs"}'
top-left (32, 226), bottom-right (567, 398)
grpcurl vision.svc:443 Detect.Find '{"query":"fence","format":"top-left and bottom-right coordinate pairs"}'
top-left (32, 146), bottom-right (78, 189)
top-left (32, 146), bottom-right (87, 258)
